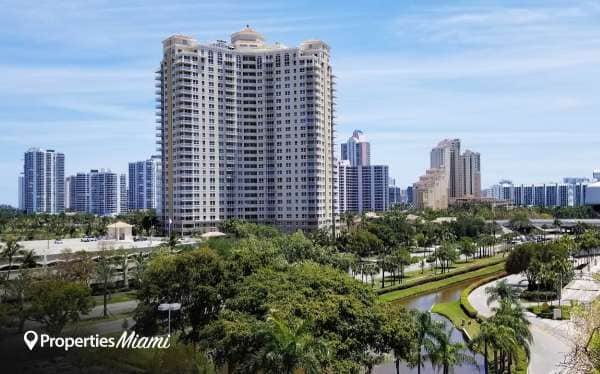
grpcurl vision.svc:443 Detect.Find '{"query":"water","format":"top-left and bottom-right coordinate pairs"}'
top-left (374, 279), bottom-right (486, 374)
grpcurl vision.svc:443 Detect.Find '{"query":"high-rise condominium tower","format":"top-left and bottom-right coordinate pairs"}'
top-left (459, 150), bottom-right (481, 198)
top-left (429, 139), bottom-right (481, 204)
top-left (157, 27), bottom-right (335, 234)
top-left (430, 139), bottom-right (461, 201)
top-left (341, 129), bottom-right (370, 166)
top-left (67, 169), bottom-right (127, 216)
top-left (23, 148), bottom-right (65, 214)
top-left (128, 156), bottom-right (162, 212)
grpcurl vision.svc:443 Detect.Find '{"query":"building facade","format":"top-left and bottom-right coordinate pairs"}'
top-left (338, 161), bottom-right (389, 213)
top-left (128, 156), bottom-right (162, 212)
top-left (157, 28), bottom-right (336, 233)
top-left (340, 129), bottom-right (370, 167)
top-left (413, 168), bottom-right (449, 210)
top-left (23, 148), bottom-right (65, 214)
top-left (18, 173), bottom-right (25, 211)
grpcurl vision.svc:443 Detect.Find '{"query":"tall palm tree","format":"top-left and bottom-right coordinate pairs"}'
top-left (254, 316), bottom-right (329, 374)
top-left (427, 325), bottom-right (476, 374)
top-left (469, 320), bottom-right (496, 374)
top-left (95, 252), bottom-right (115, 317)
top-left (413, 311), bottom-right (442, 374)
top-left (485, 280), bottom-right (518, 306)
top-left (491, 300), bottom-right (533, 363)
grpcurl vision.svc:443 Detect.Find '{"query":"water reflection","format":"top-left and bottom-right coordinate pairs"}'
top-left (375, 279), bottom-right (486, 374)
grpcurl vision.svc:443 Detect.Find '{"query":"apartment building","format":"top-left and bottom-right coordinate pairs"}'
top-left (23, 148), bottom-right (65, 214)
top-left (340, 129), bottom-right (370, 167)
top-left (67, 169), bottom-right (126, 216)
top-left (156, 27), bottom-right (335, 233)
top-left (413, 168), bottom-right (449, 210)
top-left (338, 161), bottom-right (389, 213)
top-left (128, 156), bottom-right (162, 212)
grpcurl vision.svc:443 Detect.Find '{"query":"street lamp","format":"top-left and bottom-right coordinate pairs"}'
top-left (157, 302), bottom-right (181, 335)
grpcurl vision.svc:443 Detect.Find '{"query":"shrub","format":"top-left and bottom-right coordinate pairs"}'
top-left (520, 290), bottom-right (557, 302)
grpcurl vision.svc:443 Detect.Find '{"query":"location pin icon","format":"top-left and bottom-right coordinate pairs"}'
top-left (24, 330), bottom-right (38, 351)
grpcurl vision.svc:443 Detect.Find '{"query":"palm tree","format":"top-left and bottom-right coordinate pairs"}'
top-left (19, 249), bottom-right (38, 269)
top-left (491, 300), bottom-right (533, 366)
top-left (95, 252), bottom-right (115, 317)
top-left (1, 236), bottom-right (23, 283)
top-left (469, 320), bottom-right (496, 374)
top-left (485, 280), bottom-right (518, 306)
top-left (414, 311), bottom-right (442, 374)
top-left (254, 316), bottom-right (329, 374)
top-left (427, 324), bottom-right (476, 374)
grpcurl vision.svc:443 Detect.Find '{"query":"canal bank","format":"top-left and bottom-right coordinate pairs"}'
top-left (375, 278), bottom-right (488, 374)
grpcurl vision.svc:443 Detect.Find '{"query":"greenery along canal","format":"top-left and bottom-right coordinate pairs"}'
top-left (375, 277), bottom-right (491, 374)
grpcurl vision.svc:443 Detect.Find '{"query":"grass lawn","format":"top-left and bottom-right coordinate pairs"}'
top-left (431, 300), bottom-right (480, 338)
top-left (93, 290), bottom-right (136, 305)
top-left (379, 262), bottom-right (506, 302)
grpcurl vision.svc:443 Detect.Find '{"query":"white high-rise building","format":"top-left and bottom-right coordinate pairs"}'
top-left (128, 156), bottom-right (162, 213)
top-left (23, 148), bottom-right (65, 214)
top-left (67, 169), bottom-right (126, 216)
top-left (341, 130), bottom-right (370, 166)
top-left (338, 161), bottom-right (389, 213)
top-left (157, 27), bottom-right (335, 234)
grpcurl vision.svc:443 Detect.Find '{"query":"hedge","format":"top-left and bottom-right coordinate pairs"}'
top-left (458, 272), bottom-right (507, 319)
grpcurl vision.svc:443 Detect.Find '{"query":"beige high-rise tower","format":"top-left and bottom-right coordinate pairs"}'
top-left (156, 27), bottom-right (336, 234)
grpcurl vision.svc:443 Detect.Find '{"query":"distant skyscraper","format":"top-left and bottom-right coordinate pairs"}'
top-left (593, 170), bottom-right (600, 181)
top-left (425, 139), bottom-right (481, 207)
top-left (341, 130), bottom-right (370, 166)
top-left (488, 180), bottom-right (589, 207)
top-left (459, 150), bottom-right (481, 197)
top-left (338, 161), bottom-right (389, 213)
top-left (430, 139), bottom-right (461, 201)
top-left (388, 178), bottom-right (403, 207)
top-left (68, 169), bottom-right (126, 216)
top-left (128, 156), bottom-right (161, 212)
top-left (18, 173), bottom-right (24, 211)
top-left (23, 148), bottom-right (65, 214)
top-left (157, 28), bottom-right (335, 233)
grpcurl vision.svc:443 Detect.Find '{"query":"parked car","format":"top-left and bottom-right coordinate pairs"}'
top-left (54, 239), bottom-right (63, 244)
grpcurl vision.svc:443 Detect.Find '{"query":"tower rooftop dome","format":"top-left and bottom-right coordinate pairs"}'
top-left (231, 25), bottom-right (265, 48)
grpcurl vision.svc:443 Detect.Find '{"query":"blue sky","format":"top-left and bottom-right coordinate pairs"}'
top-left (1, 0), bottom-right (600, 205)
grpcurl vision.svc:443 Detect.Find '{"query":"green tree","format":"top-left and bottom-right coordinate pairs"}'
top-left (26, 277), bottom-right (93, 334)
top-left (0, 236), bottom-right (23, 283)
top-left (414, 311), bottom-right (442, 374)
top-left (95, 252), bottom-right (115, 317)
top-left (427, 324), bottom-right (476, 374)
top-left (254, 315), bottom-right (329, 374)
top-left (458, 237), bottom-right (477, 262)
top-left (380, 303), bottom-right (419, 374)
top-left (485, 280), bottom-right (518, 306)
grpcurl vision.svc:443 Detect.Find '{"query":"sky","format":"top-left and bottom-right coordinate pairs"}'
top-left (1, 0), bottom-right (600, 206)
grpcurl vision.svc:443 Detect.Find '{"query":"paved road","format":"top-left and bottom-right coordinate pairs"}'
top-left (469, 275), bottom-right (571, 374)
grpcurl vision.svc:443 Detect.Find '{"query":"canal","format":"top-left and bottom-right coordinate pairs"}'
top-left (375, 278), bottom-right (486, 373)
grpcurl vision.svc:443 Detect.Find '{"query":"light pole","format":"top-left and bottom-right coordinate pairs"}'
top-left (157, 302), bottom-right (181, 335)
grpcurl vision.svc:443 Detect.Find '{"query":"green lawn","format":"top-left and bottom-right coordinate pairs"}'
top-left (431, 300), bottom-right (480, 338)
top-left (379, 262), bottom-right (506, 302)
